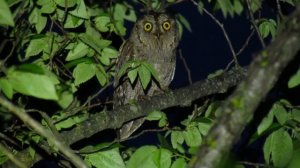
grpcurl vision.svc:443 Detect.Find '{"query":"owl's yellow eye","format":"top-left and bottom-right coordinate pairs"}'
top-left (144, 22), bottom-right (152, 31)
top-left (162, 21), bottom-right (171, 30)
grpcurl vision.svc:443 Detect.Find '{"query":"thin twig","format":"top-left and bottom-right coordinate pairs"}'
top-left (55, 58), bottom-right (73, 79)
top-left (225, 30), bottom-right (255, 71)
top-left (191, 0), bottom-right (239, 67)
top-left (81, 81), bottom-right (114, 108)
top-left (179, 49), bottom-right (193, 85)
top-left (0, 142), bottom-right (27, 168)
top-left (120, 127), bottom-right (168, 142)
top-left (0, 132), bottom-right (20, 148)
top-left (0, 96), bottom-right (88, 168)
top-left (237, 30), bottom-right (255, 56)
top-left (276, 0), bottom-right (284, 18)
top-left (3, 42), bottom-right (17, 64)
top-left (238, 161), bottom-right (269, 167)
top-left (245, 0), bottom-right (266, 48)
top-left (26, 109), bottom-right (60, 138)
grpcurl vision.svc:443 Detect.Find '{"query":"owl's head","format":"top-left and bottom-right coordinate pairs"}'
top-left (131, 13), bottom-right (179, 48)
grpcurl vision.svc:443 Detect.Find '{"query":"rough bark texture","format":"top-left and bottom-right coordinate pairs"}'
top-left (191, 7), bottom-right (300, 168)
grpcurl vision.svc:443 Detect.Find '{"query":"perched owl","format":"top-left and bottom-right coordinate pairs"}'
top-left (114, 13), bottom-right (180, 140)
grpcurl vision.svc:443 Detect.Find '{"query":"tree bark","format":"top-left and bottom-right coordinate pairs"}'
top-left (191, 7), bottom-right (300, 168)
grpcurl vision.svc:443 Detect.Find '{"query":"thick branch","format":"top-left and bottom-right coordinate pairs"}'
top-left (191, 8), bottom-right (300, 168)
top-left (62, 67), bottom-right (247, 145)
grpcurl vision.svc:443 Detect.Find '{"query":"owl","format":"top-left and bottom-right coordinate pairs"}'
top-left (114, 13), bottom-right (180, 140)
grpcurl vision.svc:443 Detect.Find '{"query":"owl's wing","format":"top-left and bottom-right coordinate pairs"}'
top-left (113, 39), bottom-right (136, 106)
top-left (114, 40), bottom-right (134, 87)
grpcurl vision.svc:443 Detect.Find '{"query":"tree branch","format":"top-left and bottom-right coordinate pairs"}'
top-left (191, 7), bottom-right (300, 168)
top-left (61, 67), bottom-right (247, 145)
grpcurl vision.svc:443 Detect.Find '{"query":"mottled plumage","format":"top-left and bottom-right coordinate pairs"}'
top-left (114, 13), bottom-right (180, 140)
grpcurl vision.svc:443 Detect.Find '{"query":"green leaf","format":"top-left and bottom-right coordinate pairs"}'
top-left (63, 14), bottom-right (84, 28)
top-left (29, 8), bottom-right (47, 33)
top-left (197, 118), bottom-right (212, 136)
top-left (158, 117), bottom-right (167, 127)
top-left (138, 65), bottom-right (151, 90)
top-left (38, 0), bottom-right (56, 14)
top-left (114, 3), bottom-right (136, 22)
top-left (55, 113), bottom-right (88, 130)
top-left (291, 109), bottom-right (300, 123)
top-left (102, 47), bottom-right (119, 59)
top-left (257, 108), bottom-right (274, 135)
top-left (287, 147), bottom-right (300, 168)
top-left (79, 33), bottom-right (112, 55)
top-left (0, 146), bottom-right (8, 164)
top-left (171, 158), bottom-right (187, 168)
top-left (58, 91), bottom-right (73, 109)
top-left (54, 0), bottom-right (77, 8)
top-left (29, 147), bottom-right (36, 159)
top-left (249, 0), bottom-right (262, 13)
top-left (0, 78), bottom-right (13, 99)
top-left (263, 129), bottom-right (293, 167)
top-left (142, 62), bottom-right (160, 83)
top-left (114, 20), bottom-right (126, 36)
top-left (95, 65), bottom-right (107, 86)
top-left (73, 63), bottom-right (96, 86)
top-left (80, 142), bottom-right (116, 153)
top-left (183, 126), bottom-right (202, 147)
top-left (16, 64), bottom-right (45, 74)
top-left (197, 1), bottom-right (204, 14)
top-left (177, 14), bottom-right (191, 32)
top-left (146, 110), bottom-right (164, 121)
top-left (0, 0), bottom-right (14, 26)
top-left (85, 148), bottom-right (125, 168)
top-left (171, 131), bottom-right (184, 149)
top-left (146, 110), bottom-right (167, 127)
top-left (99, 55), bottom-right (110, 65)
top-left (8, 71), bottom-right (58, 100)
top-left (127, 146), bottom-right (157, 168)
top-left (128, 68), bottom-right (138, 84)
top-left (259, 19), bottom-right (277, 38)
top-left (217, 0), bottom-right (234, 18)
top-left (25, 36), bottom-right (48, 58)
top-left (95, 16), bottom-right (111, 32)
top-left (288, 68), bottom-right (300, 88)
top-left (273, 104), bottom-right (288, 125)
top-left (69, 0), bottom-right (88, 19)
top-left (152, 148), bottom-right (172, 168)
top-left (66, 42), bottom-right (88, 61)
top-left (233, 0), bottom-right (243, 15)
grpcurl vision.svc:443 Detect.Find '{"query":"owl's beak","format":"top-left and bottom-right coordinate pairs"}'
top-left (156, 33), bottom-right (160, 39)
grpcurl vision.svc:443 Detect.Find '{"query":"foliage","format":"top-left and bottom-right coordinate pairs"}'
top-left (0, 0), bottom-right (300, 168)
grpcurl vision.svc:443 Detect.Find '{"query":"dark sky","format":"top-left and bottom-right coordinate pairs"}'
top-left (171, 2), bottom-right (266, 88)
